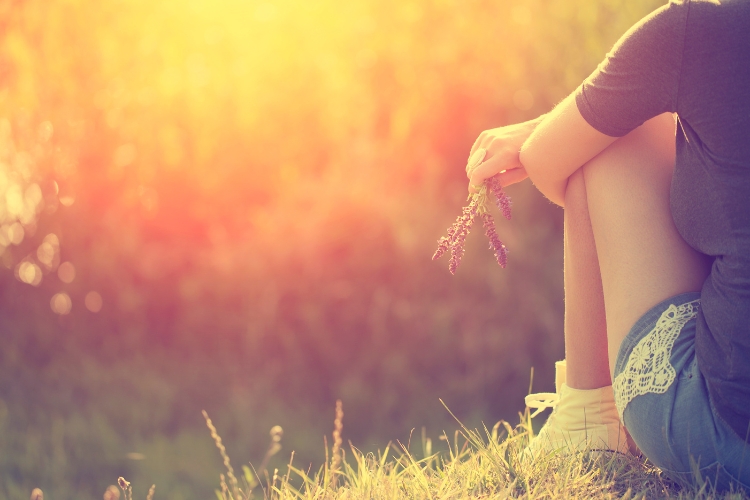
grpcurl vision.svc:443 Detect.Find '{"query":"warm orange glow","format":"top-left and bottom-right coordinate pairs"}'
top-left (0, 0), bottom-right (658, 495)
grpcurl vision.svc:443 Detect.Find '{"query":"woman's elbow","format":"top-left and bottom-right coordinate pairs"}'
top-left (519, 146), bottom-right (567, 207)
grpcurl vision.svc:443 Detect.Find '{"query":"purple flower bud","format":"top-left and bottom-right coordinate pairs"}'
top-left (481, 212), bottom-right (508, 268)
top-left (432, 236), bottom-right (451, 261)
top-left (488, 176), bottom-right (512, 220)
top-left (434, 182), bottom-right (511, 273)
top-left (449, 243), bottom-right (463, 275)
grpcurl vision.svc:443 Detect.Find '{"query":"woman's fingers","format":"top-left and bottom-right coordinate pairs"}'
top-left (467, 133), bottom-right (484, 162)
top-left (468, 165), bottom-right (528, 193)
top-left (467, 132), bottom-right (501, 177)
top-left (468, 151), bottom-right (526, 192)
top-left (467, 131), bottom-right (494, 164)
top-left (495, 166), bottom-right (529, 187)
top-left (465, 148), bottom-right (488, 176)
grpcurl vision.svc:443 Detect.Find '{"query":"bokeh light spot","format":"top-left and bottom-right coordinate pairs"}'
top-left (84, 291), bottom-right (103, 313)
top-left (59, 195), bottom-right (75, 207)
top-left (37, 243), bottom-right (54, 265)
top-left (25, 183), bottom-right (43, 212)
top-left (0, 226), bottom-right (9, 247)
top-left (12, 152), bottom-right (32, 181)
top-left (103, 485), bottom-right (120, 500)
top-left (6, 184), bottom-right (23, 216)
top-left (38, 121), bottom-right (54, 142)
top-left (50, 292), bottom-right (72, 315)
top-left (58, 261), bottom-right (76, 283)
top-left (513, 89), bottom-right (535, 111)
top-left (17, 261), bottom-right (42, 286)
top-left (8, 222), bottom-right (24, 245)
top-left (113, 144), bottom-right (137, 168)
top-left (270, 425), bottom-right (283, 442)
top-left (44, 233), bottom-right (60, 246)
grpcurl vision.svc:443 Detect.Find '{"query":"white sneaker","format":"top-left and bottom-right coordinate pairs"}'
top-left (524, 360), bottom-right (630, 457)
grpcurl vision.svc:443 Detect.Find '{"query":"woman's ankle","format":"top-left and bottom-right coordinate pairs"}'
top-left (563, 357), bottom-right (612, 390)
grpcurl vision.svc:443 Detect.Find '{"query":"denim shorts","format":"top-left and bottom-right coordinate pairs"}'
top-left (613, 292), bottom-right (750, 492)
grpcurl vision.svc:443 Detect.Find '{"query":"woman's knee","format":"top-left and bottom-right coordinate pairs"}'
top-left (564, 113), bottom-right (675, 215)
top-left (576, 113), bottom-right (710, 368)
top-left (564, 168), bottom-right (588, 214)
top-left (582, 113), bottom-right (676, 194)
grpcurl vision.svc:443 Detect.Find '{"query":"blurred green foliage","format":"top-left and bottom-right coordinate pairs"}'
top-left (0, 0), bottom-right (661, 497)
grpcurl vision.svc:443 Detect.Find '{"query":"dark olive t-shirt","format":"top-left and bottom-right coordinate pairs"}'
top-left (575, 0), bottom-right (750, 439)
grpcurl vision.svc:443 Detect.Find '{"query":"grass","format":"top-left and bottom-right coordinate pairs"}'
top-left (24, 401), bottom-right (750, 499)
top-left (107, 401), bottom-right (748, 500)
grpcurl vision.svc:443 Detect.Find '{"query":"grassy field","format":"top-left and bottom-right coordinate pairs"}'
top-left (2, 0), bottom-right (715, 497)
top-left (102, 405), bottom-right (749, 500)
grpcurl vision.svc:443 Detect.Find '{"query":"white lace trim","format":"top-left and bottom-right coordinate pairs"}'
top-left (613, 299), bottom-right (700, 421)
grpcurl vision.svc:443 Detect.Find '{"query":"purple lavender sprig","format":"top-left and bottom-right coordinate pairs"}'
top-left (481, 212), bottom-right (508, 268)
top-left (447, 199), bottom-right (479, 274)
top-left (488, 175), bottom-right (512, 220)
top-left (432, 196), bottom-right (479, 274)
top-left (433, 175), bottom-right (512, 273)
top-left (432, 223), bottom-right (457, 261)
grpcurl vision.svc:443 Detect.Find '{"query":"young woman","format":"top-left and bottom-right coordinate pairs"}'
top-left (465, 0), bottom-right (750, 490)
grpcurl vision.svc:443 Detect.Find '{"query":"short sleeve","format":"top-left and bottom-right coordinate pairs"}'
top-left (575, 0), bottom-right (690, 137)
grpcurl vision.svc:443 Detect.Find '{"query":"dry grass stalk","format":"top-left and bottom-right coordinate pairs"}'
top-left (220, 473), bottom-right (229, 498)
top-left (284, 450), bottom-right (295, 487)
top-left (331, 399), bottom-right (344, 484)
top-left (117, 477), bottom-right (132, 500)
top-left (146, 484), bottom-right (155, 500)
top-left (259, 425), bottom-right (284, 474)
top-left (202, 410), bottom-right (240, 499)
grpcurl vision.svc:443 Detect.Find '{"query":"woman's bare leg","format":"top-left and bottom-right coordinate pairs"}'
top-left (563, 168), bottom-right (611, 389)
top-left (551, 113), bottom-right (711, 458)
top-left (571, 113), bottom-right (711, 377)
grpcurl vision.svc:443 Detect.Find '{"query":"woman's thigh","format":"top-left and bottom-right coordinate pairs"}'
top-left (614, 294), bottom-right (750, 491)
top-left (581, 112), bottom-right (712, 373)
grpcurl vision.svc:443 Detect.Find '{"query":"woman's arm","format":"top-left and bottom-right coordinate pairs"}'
top-left (470, 1), bottom-right (686, 206)
top-left (519, 94), bottom-right (617, 207)
top-left (466, 95), bottom-right (615, 207)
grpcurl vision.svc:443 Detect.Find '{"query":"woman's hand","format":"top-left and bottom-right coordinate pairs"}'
top-left (466, 115), bottom-right (545, 193)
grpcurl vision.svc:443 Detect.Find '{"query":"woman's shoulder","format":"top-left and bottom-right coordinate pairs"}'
top-left (682, 0), bottom-right (750, 24)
